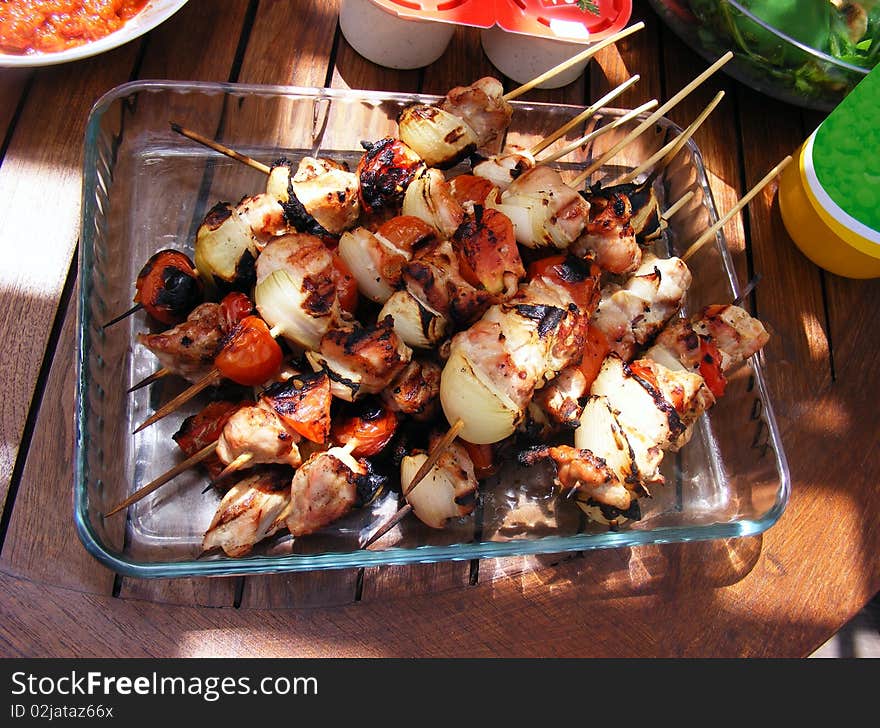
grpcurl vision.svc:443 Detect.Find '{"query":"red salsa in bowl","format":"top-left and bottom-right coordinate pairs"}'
top-left (0, 0), bottom-right (149, 55)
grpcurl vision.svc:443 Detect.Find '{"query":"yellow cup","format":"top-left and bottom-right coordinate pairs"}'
top-left (779, 140), bottom-right (880, 279)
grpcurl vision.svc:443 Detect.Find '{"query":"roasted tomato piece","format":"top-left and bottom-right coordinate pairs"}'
top-left (357, 137), bottom-right (425, 215)
top-left (577, 324), bottom-right (611, 391)
top-left (219, 291), bottom-right (256, 332)
top-left (135, 249), bottom-right (203, 326)
top-left (449, 174), bottom-right (497, 206)
top-left (331, 252), bottom-right (359, 315)
top-left (331, 399), bottom-right (399, 458)
top-left (261, 370), bottom-right (332, 444)
top-left (452, 206), bottom-right (524, 296)
top-left (698, 337), bottom-right (727, 399)
top-left (215, 316), bottom-right (283, 386)
top-left (376, 215), bottom-right (436, 255)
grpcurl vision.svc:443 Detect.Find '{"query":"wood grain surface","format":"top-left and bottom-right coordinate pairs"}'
top-left (0, 0), bottom-right (876, 658)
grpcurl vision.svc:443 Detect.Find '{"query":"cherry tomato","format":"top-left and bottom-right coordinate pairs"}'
top-left (331, 400), bottom-right (398, 458)
top-left (135, 250), bottom-right (202, 326)
top-left (377, 215), bottom-right (435, 254)
top-left (214, 316), bottom-right (283, 386)
top-left (462, 440), bottom-right (498, 480)
top-left (219, 291), bottom-right (256, 332)
top-left (527, 254), bottom-right (600, 313)
top-left (698, 337), bottom-right (727, 399)
top-left (331, 253), bottom-right (359, 315)
top-left (578, 324), bottom-right (610, 391)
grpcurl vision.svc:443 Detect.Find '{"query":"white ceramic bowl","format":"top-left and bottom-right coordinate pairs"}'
top-left (339, 0), bottom-right (455, 70)
top-left (0, 0), bottom-right (189, 68)
top-left (480, 25), bottom-right (592, 90)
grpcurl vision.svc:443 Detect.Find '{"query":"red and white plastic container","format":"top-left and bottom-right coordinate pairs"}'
top-left (339, 0), bottom-right (633, 83)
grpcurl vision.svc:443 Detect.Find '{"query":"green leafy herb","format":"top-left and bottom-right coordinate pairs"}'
top-left (577, 1), bottom-right (601, 15)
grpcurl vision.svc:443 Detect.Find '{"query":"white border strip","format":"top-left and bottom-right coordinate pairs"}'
top-left (804, 132), bottom-right (880, 246)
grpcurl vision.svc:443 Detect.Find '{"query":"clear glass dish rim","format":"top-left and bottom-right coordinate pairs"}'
top-left (74, 79), bottom-right (792, 579)
top-left (724, 0), bottom-right (871, 75)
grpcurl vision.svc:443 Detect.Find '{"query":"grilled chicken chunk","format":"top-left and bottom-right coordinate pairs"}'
top-left (522, 354), bottom-right (714, 518)
top-left (215, 402), bottom-right (303, 472)
top-left (173, 400), bottom-right (249, 480)
top-left (402, 240), bottom-right (495, 328)
top-left (381, 358), bottom-right (442, 422)
top-left (266, 156), bottom-right (360, 236)
top-left (137, 302), bottom-right (224, 384)
top-left (202, 467), bottom-right (292, 557)
top-left (492, 165), bottom-right (591, 249)
top-left (255, 233), bottom-right (344, 350)
top-left (282, 448), bottom-right (364, 537)
top-left (308, 315), bottom-right (412, 402)
top-left (572, 190), bottom-right (641, 275)
top-left (592, 253), bottom-right (692, 361)
top-left (440, 77), bottom-right (513, 151)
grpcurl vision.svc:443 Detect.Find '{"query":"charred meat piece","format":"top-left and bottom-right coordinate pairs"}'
top-left (202, 467), bottom-right (292, 557)
top-left (282, 448), bottom-right (365, 537)
top-left (403, 240), bottom-right (495, 328)
top-left (519, 444), bottom-right (633, 512)
top-left (308, 315), bottom-right (412, 402)
top-left (401, 436), bottom-right (479, 529)
top-left (493, 165), bottom-right (591, 249)
top-left (266, 157), bottom-right (360, 236)
top-left (380, 358), bottom-right (442, 422)
top-left (215, 401), bottom-right (303, 472)
top-left (194, 195), bottom-right (286, 293)
top-left (137, 302), bottom-right (225, 384)
top-left (254, 233), bottom-right (343, 351)
top-left (440, 76), bottom-right (513, 152)
top-left (592, 253), bottom-right (692, 361)
top-left (572, 190), bottom-right (640, 275)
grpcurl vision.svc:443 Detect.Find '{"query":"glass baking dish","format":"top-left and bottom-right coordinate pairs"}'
top-left (75, 80), bottom-right (790, 578)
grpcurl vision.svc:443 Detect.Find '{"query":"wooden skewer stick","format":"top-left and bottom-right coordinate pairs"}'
top-left (132, 324), bottom-right (285, 434)
top-left (529, 75), bottom-right (641, 157)
top-left (103, 441), bottom-right (218, 517)
top-left (661, 190), bottom-right (696, 221)
top-left (132, 369), bottom-right (218, 434)
top-left (733, 273), bottom-right (762, 307)
top-left (571, 51), bottom-right (734, 187)
top-left (502, 22), bottom-right (646, 101)
top-left (102, 303), bottom-right (143, 329)
top-left (170, 122), bottom-right (271, 175)
top-left (681, 155), bottom-right (792, 263)
top-left (360, 418), bottom-right (465, 550)
top-left (540, 100), bottom-right (658, 165)
top-left (216, 452), bottom-right (254, 481)
top-left (128, 367), bottom-right (171, 393)
top-left (611, 90), bottom-right (725, 186)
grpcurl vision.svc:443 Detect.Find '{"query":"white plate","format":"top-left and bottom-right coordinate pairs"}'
top-left (0, 0), bottom-right (189, 68)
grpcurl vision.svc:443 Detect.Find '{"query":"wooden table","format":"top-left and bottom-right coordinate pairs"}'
top-left (0, 0), bottom-right (876, 659)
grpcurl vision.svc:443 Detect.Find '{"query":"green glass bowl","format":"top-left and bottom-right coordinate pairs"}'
top-left (649, 0), bottom-right (874, 111)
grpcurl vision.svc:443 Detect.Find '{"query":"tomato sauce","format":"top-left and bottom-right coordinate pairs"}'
top-left (0, 0), bottom-right (148, 55)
